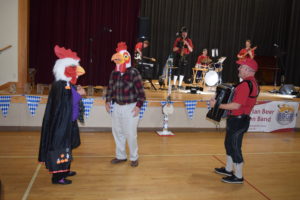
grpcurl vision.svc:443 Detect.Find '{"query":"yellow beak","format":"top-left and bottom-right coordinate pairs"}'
top-left (111, 52), bottom-right (124, 64)
top-left (76, 66), bottom-right (85, 76)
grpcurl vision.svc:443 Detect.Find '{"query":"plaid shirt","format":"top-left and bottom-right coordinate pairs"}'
top-left (105, 67), bottom-right (146, 108)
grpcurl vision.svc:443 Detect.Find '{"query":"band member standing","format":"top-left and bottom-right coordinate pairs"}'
top-left (172, 26), bottom-right (194, 89)
top-left (134, 39), bottom-right (150, 61)
top-left (210, 58), bottom-right (259, 184)
top-left (237, 39), bottom-right (255, 60)
top-left (106, 42), bottom-right (146, 167)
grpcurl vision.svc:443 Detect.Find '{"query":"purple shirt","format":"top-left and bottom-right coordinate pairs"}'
top-left (72, 87), bottom-right (81, 121)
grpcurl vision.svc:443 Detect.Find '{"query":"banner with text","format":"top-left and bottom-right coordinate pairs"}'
top-left (249, 101), bottom-right (299, 132)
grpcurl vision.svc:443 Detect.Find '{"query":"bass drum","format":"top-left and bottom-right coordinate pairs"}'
top-left (204, 70), bottom-right (219, 86)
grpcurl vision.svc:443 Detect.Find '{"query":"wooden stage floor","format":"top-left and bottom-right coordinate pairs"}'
top-left (0, 131), bottom-right (300, 200)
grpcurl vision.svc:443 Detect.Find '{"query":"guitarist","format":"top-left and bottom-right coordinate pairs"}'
top-left (134, 39), bottom-right (150, 62)
top-left (237, 40), bottom-right (256, 60)
top-left (172, 26), bottom-right (194, 89)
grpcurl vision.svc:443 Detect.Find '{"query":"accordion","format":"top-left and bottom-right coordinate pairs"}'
top-left (206, 84), bottom-right (235, 122)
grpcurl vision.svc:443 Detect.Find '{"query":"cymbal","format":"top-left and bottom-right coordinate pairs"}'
top-left (201, 58), bottom-right (212, 64)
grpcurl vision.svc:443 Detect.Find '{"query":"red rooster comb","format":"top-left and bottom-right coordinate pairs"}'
top-left (115, 42), bottom-right (127, 52)
top-left (54, 45), bottom-right (80, 60)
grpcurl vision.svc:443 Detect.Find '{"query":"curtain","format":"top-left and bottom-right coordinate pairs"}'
top-left (140, 0), bottom-right (300, 85)
top-left (29, 0), bottom-right (141, 86)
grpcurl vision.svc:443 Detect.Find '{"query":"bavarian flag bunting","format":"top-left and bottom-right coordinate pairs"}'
top-left (206, 100), bottom-right (211, 110)
top-left (110, 101), bottom-right (114, 114)
top-left (184, 100), bottom-right (197, 119)
top-left (25, 95), bottom-right (41, 116)
top-left (0, 96), bottom-right (11, 118)
top-left (82, 98), bottom-right (94, 118)
top-left (139, 100), bottom-right (148, 119)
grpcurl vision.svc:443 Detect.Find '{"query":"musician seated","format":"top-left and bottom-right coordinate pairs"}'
top-left (195, 48), bottom-right (211, 81)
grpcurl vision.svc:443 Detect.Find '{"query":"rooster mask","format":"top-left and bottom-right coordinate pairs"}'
top-left (111, 42), bottom-right (131, 73)
top-left (53, 45), bottom-right (85, 85)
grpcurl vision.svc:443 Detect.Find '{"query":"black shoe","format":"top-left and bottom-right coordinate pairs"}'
top-left (111, 158), bottom-right (127, 164)
top-left (172, 85), bottom-right (177, 90)
top-left (66, 171), bottom-right (76, 177)
top-left (214, 167), bottom-right (233, 176)
top-left (222, 175), bottom-right (244, 184)
top-left (178, 86), bottom-right (185, 90)
top-left (130, 160), bottom-right (139, 167)
top-left (52, 178), bottom-right (72, 185)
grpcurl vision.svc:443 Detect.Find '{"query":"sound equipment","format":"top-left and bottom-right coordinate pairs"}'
top-left (185, 86), bottom-right (203, 93)
top-left (137, 62), bottom-right (155, 79)
top-left (138, 17), bottom-right (150, 39)
top-left (206, 84), bottom-right (235, 122)
top-left (279, 84), bottom-right (297, 95)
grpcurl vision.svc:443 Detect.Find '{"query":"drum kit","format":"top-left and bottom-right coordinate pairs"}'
top-left (193, 57), bottom-right (226, 87)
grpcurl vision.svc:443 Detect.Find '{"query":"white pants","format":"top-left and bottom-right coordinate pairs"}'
top-left (112, 103), bottom-right (139, 161)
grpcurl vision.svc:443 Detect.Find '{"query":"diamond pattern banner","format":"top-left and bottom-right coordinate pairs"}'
top-left (82, 98), bottom-right (94, 118)
top-left (25, 95), bottom-right (41, 116)
top-left (139, 101), bottom-right (148, 119)
top-left (184, 100), bottom-right (198, 119)
top-left (0, 96), bottom-right (11, 118)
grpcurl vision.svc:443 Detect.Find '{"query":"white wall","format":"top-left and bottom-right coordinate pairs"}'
top-left (0, 0), bottom-right (18, 85)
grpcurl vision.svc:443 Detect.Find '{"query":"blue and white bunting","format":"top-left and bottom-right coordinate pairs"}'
top-left (0, 96), bottom-right (11, 118)
top-left (25, 95), bottom-right (41, 116)
top-left (206, 100), bottom-right (211, 110)
top-left (139, 101), bottom-right (148, 119)
top-left (82, 98), bottom-right (94, 118)
top-left (110, 102), bottom-right (114, 113)
top-left (184, 100), bottom-right (197, 119)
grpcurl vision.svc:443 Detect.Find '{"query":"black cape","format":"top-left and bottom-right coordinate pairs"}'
top-left (38, 80), bottom-right (81, 173)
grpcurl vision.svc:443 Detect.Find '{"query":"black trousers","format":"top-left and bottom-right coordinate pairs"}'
top-left (174, 54), bottom-right (188, 77)
top-left (225, 115), bottom-right (251, 164)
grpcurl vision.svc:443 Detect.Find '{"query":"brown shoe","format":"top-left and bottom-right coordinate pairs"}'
top-left (111, 158), bottom-right (127, 164)
top-left (130, 160), bottom-right (139, 167)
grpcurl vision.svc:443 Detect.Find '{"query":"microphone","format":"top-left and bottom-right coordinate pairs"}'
top-left (274, 43), bottom-right (279, 47)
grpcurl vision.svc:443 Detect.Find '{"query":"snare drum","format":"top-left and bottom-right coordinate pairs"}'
top-left (204, 70), bottom-right (219, 86)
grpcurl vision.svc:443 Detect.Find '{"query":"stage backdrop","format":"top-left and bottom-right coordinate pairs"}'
top-left (140, 0), bottom-right (300, 85)
top-left (29, 0), bottom-right (140, 86)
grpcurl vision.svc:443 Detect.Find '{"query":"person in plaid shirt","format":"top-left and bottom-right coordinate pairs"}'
top-left (105, 42), bottom-right (145, 167)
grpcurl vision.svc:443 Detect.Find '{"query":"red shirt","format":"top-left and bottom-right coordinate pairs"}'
top-left (230, 76), bottom-right (258, 116)
top-left (173, 37), bottom-right (193, 55)
top-left (135, 42), bottom-right (143, 52)
top-left (238, 48), bottom-right (255, 59)
top-left (196, 55), bottom-right (209, 64)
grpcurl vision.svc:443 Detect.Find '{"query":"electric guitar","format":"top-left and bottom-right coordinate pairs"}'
top-left (134, 52), bottom-right (156, 62)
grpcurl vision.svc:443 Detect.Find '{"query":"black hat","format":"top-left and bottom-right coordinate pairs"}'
top-left (180, 26), bottom-right (188, 33)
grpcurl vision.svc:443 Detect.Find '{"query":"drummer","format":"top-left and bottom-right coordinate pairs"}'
top-left (195, 48), bottom-right (212, 81)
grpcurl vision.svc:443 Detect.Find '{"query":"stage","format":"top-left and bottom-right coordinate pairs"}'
top-left (0, 82), bottom-right (300, 132)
